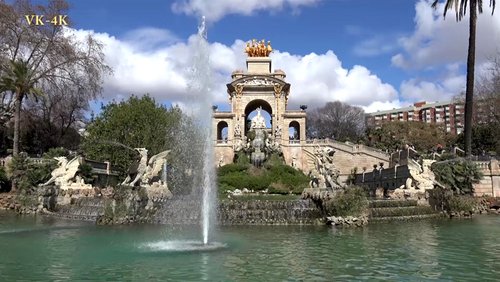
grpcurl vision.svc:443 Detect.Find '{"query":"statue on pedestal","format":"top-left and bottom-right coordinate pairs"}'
top-left (250, 107), bottom-right (266, 129)
top-left (245, 39), bottom-right (273, 57)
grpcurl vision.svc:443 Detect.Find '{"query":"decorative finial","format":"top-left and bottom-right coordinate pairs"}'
top-left (245, 39), bottom-right (272, 57)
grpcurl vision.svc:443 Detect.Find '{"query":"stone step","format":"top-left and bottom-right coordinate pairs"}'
top-left (370, 206), bottom-right (437, 218)
top-left (370, 213), bottom-right (445, 222)
top-left (368, 199), bottom-right (418, 208)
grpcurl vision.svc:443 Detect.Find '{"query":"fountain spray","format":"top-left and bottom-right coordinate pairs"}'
top-left (191, 16), bottom-right (215, 245)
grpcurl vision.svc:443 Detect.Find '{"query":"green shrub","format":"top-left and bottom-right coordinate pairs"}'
top-left (264, 153), bottom-right (285, 167)
top-left (217, 163), bottom-right (249, 175)
top-left (78, 163), bottom-right (94, 183)
top-left (431, 159), bottom-right (482, 195)
top-left (217, 161), bottom-right (309, 195)
top-left (429, 186), bottom-right (478, 213)
top-left (326, 186), bottom-right (369, 217)
top-left (8, 155), bottom-right (57, 192)
top-left (448, 195), bottom-right (477, 213)
top-left (233, 151), bottom-right (250, 165)
top-left (42, 147), bottom-right (69, 158)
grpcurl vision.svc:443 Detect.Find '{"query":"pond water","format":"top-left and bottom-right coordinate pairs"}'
top-left (1, 211), bottom-right (499, 281)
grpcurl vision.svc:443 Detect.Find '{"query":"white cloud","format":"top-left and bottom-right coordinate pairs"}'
top-left (270, 51), bottom-right (398, 108)
top-left (399, 62), bottom-right (466, 102)
top-left (171, 0), bottom-right (320, 22)
top-left (363, 100), bottom-right (403, 114)
top-left (68, 27), bottom-right (398, 112)
top-left (392, 0), bottom-right (500, 69)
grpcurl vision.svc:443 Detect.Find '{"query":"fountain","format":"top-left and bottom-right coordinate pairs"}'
top-left (142, 16), bottom-right (222, 252)
top-left (191, 16), bottom-right (216, 245)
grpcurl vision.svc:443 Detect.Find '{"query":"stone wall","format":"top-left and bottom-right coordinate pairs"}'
top-left (473, 159), bottom-right (500, 197)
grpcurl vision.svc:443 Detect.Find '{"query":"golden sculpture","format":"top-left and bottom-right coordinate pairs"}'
top-left (245, 39), bottom-right (272, 57)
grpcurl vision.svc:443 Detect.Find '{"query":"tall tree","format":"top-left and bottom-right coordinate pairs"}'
top-left (0, 60), bottom-right (42, 156)
top-left (476, 53), bottom-right (500, 124)
top-left (81, 95), bottom-right (184, 176)
top-left (365, 121), bottom-right (450, 153)
top-left (432, 0), bottom-right (496, 157)
top-left (0, 0), bottom-right (110, 156)
top-left (307, 101), bottom-right (365, 142)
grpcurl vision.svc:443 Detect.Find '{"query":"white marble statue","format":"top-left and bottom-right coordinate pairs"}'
top-left (122, 148), bottom-right (171, 187)
top-left (274, 125), bottom-right (282, 137)
top-left (234, 124), bottom-right (241, 137)
top-left (250, 107), bottom-right (266, 129)
top-left (304, 146), bottom-right (341, 189)
top-left (406, 159), bottom-right (438, 190)
top-left (40, 156), bottom-right (92, 190)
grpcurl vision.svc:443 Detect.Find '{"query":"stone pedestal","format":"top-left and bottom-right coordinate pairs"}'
top-left (246, 57), bottom-right (271, 74)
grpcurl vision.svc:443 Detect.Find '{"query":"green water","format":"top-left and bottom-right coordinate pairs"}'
top-left (1, 211), bottom-right (499, 281)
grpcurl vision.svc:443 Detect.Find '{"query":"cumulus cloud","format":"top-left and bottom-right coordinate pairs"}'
top-left (67, 27), bottom-right (398, 112)
top-left (392, 0), bottom-right (500, 69)
top-left (270, 51), bottom-right (398, 108)
top-left (171, 0), bottom-right (320, 22)
top-left (363, 100), bottom-right (404, 114)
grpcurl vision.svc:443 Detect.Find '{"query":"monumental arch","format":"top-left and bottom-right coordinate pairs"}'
top-left (212, 41), bottom-right (390, 182)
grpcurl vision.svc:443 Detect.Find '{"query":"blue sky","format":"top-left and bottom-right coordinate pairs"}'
top-left (59, 0), bottom-right (500, 113)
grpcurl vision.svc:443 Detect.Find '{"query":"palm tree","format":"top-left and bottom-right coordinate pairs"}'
top-left (0, 60), bottom-right (43, 157)
top-left (431, 0), bottom-right (496, 157)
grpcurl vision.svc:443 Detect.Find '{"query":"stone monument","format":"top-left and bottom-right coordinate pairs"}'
top-left (212, 39), bottom-right (391, 185)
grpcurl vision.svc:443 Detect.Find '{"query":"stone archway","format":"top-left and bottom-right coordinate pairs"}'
top-left (244, 99), bottom-right (273, 135)
top-left (288, 120), bottom-right (300, 141)
top-left (216, 121), bottom-right (229, 142)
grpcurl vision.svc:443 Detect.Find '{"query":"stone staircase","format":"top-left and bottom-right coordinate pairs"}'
top-left (368, 199), bottom-right (443, 221)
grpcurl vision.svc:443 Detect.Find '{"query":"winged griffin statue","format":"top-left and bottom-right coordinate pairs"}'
top-left (121, 148), bottom-right (171, 187)
top-left (40, 156), bottom-right (87, 189)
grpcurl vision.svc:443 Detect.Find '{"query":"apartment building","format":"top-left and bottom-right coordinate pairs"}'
top-left (366, 101), bottom-right (464, 134)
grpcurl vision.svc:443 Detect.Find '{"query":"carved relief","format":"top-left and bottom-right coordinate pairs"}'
top-left (274, 83), bottom-right (283, 98)
top-left (242, 78), bottom-right (274, 86)
top-left (235, 84), bottom-right (244, 98)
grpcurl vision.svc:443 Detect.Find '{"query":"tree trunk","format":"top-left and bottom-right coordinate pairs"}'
top-left (13, 92), bottom-right (22, 157)
top-left (11, 92), bottom-right (23, 192)
top-left (464, 0), bottom-right (477, 157)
